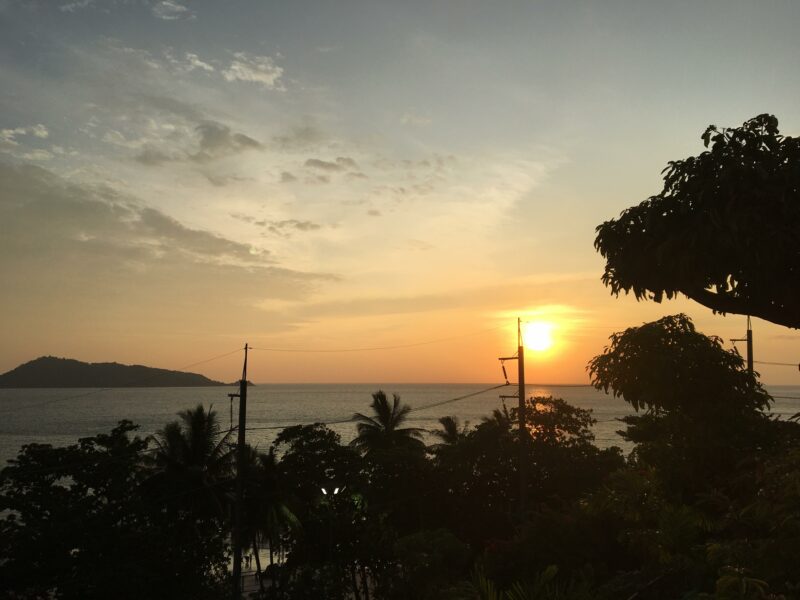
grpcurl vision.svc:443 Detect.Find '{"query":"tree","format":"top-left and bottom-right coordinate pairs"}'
top-left (351, 390), bottom-right (425, 457)
top-left (594, 114), bottom-right (800, 329)
top-left (588, 314), bottom-right (774, 497)
top-left (431, 415), bottom-right (470, 447)
top-left (0, 421), bottom-right (229, 599)
top-left (240, 446), bottom-right (299, 591)
top-left (145, 404), bottom-right (233, 519)
top-left (588, 314), bottom-right (770, 416)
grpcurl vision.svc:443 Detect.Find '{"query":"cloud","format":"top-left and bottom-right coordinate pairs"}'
top-left (268, 220), bottom-right (322, 234)
top-left (367, 209), bottom-right (381, 217)
top-left (303, 156), bottom-right (360, 173)
top-left (0, 124), bottom-right (49, 146)
top-left (118, 99), bottom-right (263, 167)
top-left (280, 171), bottom-right (297, 183)
top-left (400, 112), bottom-right (432, 126)
top-left (0, 163), bottom-right (333, 341)
top-left (151, 0), bottom-right (193, 20)
top-left (164, 50), bottom-right (215, 73)
top-left (19, 149), bottom-right (53, 161)
top-left (191, 121), bottom-right (263, 162)
top-left (184, 52), bottom-right (214, 72)
top-left (134, 146), bottom-right (175, 166)
top-left (0, 162), bottom-right (267, 267)
top-left (204, 172), bottom-right (247, 187)
top-left (273, 123), bottom-right (326, 151)
top-left (222, 52), bottom-right (284, 90)
top-left (137, 94), bottom-right (206, 123)
top-left (304, 158), bottom-right (344, 172)
top-left (335, 156), bottom-right (358, 170)
top-left (230, 213), bottom-right (322, 236)
top-left (59, 0), bottom-right (94, 12)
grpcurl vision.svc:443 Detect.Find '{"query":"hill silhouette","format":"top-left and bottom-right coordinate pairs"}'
top-left (0, 356), bottom-right (225, 388)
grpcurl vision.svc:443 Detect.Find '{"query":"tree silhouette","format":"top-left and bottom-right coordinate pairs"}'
top-left (431, 415), bottom-right (469, 446)
top-left (588, 314), bottom-right (773, 497)
top-left (0, 421), bottom-right (230, 598)
top-left (146, 404), bottom-right (233, 518)
top-left (241, 446), bottom-right (299, 591)
top-left (595, 114), bottom-right (800, 329)
top-left (350, 390), bottom-right (424, 457)
top-left (587, 313), bottom-right (770, 415)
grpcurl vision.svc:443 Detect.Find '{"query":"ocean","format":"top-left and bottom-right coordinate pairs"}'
top-left (1, 383), bottom-right (799, 466)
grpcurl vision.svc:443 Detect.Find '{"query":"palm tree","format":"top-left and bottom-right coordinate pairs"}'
top-left (480, 403), bottom-right (514, 434)
top-left (145, 404), bottom-right (234, 518)
top-left (241, 446), bottom-right (299, 592)
top-left (350, 390), bottom-right (425, 457)
top-left (432, 415), bottom-right (470, 446)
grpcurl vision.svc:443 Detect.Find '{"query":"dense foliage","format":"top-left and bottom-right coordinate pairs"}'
top-left (595, 114), bottom-right (800, 329)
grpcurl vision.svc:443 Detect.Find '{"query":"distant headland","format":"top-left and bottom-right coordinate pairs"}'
top-left (0, 356), bottom-right (226, 388)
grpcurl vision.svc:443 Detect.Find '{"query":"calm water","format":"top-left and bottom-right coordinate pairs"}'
top-left (1, 384), bottom-right (799, 465)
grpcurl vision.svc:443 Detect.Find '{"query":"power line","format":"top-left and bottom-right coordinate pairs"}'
top-left (755, 360), bottom-right (799, 367)
top-left (408, 383), bottom-right (509, 413)
top-left (243, 383), bottom-right (510, 432)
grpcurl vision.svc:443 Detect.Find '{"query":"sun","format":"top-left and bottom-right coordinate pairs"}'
top-left (522, 321), bottom-right (555, 352)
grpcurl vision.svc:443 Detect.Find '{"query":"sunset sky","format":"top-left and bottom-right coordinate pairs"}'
top-left (2, 0), bottom-right (799, 384)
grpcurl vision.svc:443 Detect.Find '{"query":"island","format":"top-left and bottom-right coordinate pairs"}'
top-left (0, 356), bottom-right (226, 388)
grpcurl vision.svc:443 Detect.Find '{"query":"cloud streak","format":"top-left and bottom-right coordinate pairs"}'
top-left (151, 0), bottom-right (193, 21)
top-left (222, 52), bottom-right (284, 90)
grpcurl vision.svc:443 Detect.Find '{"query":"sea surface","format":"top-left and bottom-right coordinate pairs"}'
top-left (1, 384), bottom-right (799, 466)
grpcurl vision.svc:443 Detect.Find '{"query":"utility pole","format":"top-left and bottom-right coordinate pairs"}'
top-left (498, 318), bottom-right (528, 516)
top-left (231, 343), bottom-right (249, 600)
top-left (731, 317), bottom-right (754, 375)
top-left (516, 318), bottom-right (528, 514)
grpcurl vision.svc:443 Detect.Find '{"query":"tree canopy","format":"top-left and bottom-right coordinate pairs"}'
top-left (587, 313), bottom-right (770, 415)
top-left (351, 390), bottom-right (425, 457)
top-left (594, 114), bottom-right (800, 328)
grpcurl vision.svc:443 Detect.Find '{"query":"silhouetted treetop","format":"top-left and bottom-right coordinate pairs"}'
top-left (588, 314), bottom-right (770, 415)
top-left (594, 114), bottom-right (800, 329)
top-left (351, 390), bottom-right (424, 457)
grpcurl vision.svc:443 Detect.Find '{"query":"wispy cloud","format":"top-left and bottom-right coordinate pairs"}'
top-left (222, 52), bottom-right (284, 90)
top-left (304, 156), bottom-right (359, 172)
top-left (191, 121), bottom-right (263, 162)
top-left (164, 50), bottom-right (215, 73)
top-left (151, 0), bottom-right (193, 21)
top-left (273, 123), bottom-right (326, 151)
top-left (0, 124), bottom-right (49, 146)
top-left (400, 112), bottom-right (432, 126)
top-left (59, 0), bottom-right (94, 12)
top-left (304, 158), bottom-right (344, 172)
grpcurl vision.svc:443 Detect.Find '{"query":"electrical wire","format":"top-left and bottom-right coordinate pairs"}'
top-left (408, 383), bottom-right (509, 413)
top-left (755, 360), bottom-right (799, 367)
top-left (243, 383), bottom-right (510, 432)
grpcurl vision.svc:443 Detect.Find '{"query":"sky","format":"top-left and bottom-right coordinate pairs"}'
top-left (1, 0), bottom-right (799, 384)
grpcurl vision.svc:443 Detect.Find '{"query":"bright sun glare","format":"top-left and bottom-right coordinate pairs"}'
top-left (522, 321), bottom-right (555, 352)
